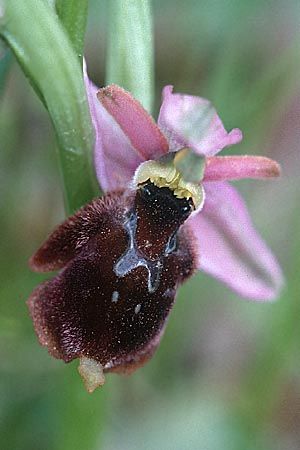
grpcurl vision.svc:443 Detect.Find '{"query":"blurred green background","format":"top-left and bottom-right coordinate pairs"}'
top-left (0, 0), bottom-right (299, 449)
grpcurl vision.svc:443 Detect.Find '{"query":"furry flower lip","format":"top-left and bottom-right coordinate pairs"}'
top-left (27, 79), bottom-right (283, 392)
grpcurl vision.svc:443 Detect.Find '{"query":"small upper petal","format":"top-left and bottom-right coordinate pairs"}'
top-left (158, 85), bottom-right (242, 156)
top-left (186, 181), bottom-right (283, 300)
top-left (97, 85), bottom-right (169, 160)
top-left (204, 155), bottom-right (281, 182)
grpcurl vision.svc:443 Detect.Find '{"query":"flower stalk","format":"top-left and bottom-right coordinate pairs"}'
top-left (0, 0), bottom-right (98, 214)
top-left (106, 0), bottom-right (154, 113)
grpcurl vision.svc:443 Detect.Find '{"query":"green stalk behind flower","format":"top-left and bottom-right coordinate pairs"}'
top-left (106, 0), bottom-right (154, 113)
top-left (0, 0), bottom-right (98, 214)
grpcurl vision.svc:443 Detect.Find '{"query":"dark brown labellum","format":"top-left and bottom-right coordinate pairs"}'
top-left (28, 183), bottom-right (196, 375)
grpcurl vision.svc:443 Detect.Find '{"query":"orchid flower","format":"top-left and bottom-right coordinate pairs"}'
top-left (27, 74), bottom-right (283, 392)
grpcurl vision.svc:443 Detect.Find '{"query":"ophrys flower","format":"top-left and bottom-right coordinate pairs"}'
top-left (27, 78), bottom-right (283, 392)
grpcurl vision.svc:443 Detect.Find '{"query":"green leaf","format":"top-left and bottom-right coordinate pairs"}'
top-left (55, 0), bottom-right (89, 64)
top-left (0, 0), bottom-right (98, 214)
top-left (106, 0), bottom-right (154, 113)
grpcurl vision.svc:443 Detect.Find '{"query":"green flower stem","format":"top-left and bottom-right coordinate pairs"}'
top-left (0, 0), bottom-right (98, 214)
top-left (106, 0), bottom-right (154, 113)
top-left (55, 0), bottom-right (88, 64)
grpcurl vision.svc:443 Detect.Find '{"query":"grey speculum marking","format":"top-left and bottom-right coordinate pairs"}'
top-left (114, 213), bottom-right (163, 293)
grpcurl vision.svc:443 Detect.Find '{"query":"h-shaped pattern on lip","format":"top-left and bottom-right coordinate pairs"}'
top-left (114, 213), bottom-right (163, 294)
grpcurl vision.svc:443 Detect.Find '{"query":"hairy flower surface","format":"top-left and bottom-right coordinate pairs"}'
top-left (28, 74), bottom-right (283, 391)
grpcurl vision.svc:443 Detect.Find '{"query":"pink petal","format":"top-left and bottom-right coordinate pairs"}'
top-left (158, 85), bottom-right (242, 156)
top-left (97, 85), bottom-right (169, 160)
top-left (84, 68), bottom-right (144, 191)
top-left (204, 156), bottom-right (281, 182)
top-left (186, 181), bottom-right (283, 300)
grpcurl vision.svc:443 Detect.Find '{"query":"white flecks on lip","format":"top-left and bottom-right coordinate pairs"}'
top-left (111, 291), bottom-right (119, 303)
top-left (163, 288), bottom-right (174, 298)
top-left (134, 304), bottom-right (141, 314)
